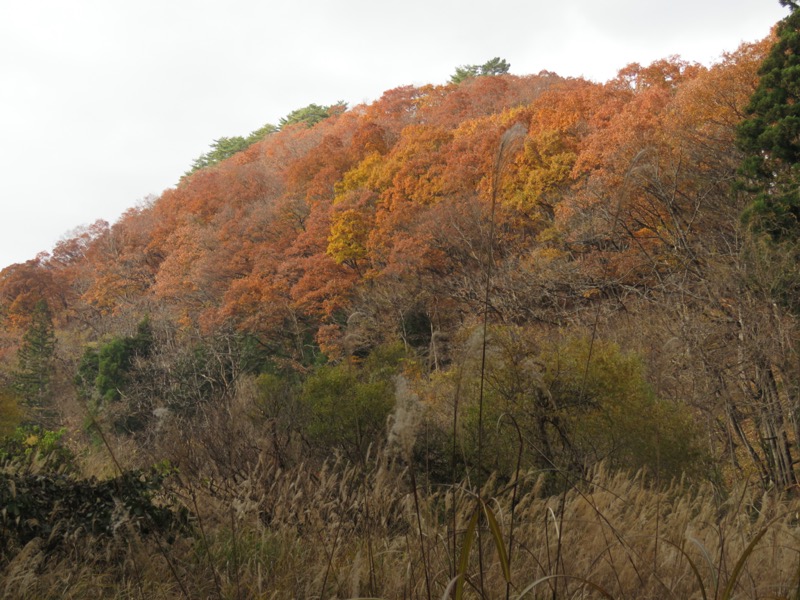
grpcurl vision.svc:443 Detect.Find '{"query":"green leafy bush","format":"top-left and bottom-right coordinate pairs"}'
top-left (300, 344), bottom-right (406, 462)
top-left (75, 317), bottom-right (154, 405)
top-left (0, 425), bottom-right (75, 473)
top-left (421, 328), bottom-right (706, 485)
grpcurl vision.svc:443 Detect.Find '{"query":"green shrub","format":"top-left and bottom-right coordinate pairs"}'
top-left (75, 317), bottom-right (154, 405)
top-left (300, 344), bottom-right (407, 462)
top-left (0, 424), bottom-right (75, 473)
top-left (421, 327), bottom-right (706, 485)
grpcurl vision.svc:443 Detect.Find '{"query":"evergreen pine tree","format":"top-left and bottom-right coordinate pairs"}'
top-left (736, 5), bottom-right (800, 240)
top-left (450, 57), bottom-right (510, 84)
top-left (13, 299), bottom-right (56, 410)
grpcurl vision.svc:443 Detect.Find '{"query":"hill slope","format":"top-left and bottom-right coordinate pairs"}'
top-left (6, 29), bottom-right (800, 597)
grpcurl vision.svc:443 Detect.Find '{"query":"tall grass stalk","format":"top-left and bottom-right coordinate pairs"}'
top-left (496, 413), bottom-right (524, 600)
top-left (410, 462), bottom-right (433, 600)
top-left (189, 484), bottom-right (224, 599)
top-left (89, 415), bottom-right (191, 599)
top-left (473, 123), bottom-right (526, 598)
top-left (362, 478), bottom-right (378, 598)
top-left (229, 506), bottom-right (242, 600)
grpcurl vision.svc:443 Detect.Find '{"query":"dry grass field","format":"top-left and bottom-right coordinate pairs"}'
top-left (3, 447), bottom-right (800, 599)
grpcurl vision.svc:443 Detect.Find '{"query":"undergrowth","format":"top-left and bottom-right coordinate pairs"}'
top-left (3, 447), bottom-right (800, 599)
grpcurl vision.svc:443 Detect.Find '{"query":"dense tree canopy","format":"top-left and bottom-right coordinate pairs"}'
top-left (0, 29), bottom-right (796, 503)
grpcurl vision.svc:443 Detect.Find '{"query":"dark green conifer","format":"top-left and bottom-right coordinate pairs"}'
top-left (736, 5), bottom-right (800, 239)
top-left (13, 299), bottom-right (56, 410)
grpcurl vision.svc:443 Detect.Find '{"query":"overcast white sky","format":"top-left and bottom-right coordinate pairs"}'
top-left (0, 0), bottom-right (788, 271)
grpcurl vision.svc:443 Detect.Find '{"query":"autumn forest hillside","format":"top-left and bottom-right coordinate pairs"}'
top-left (3, 17), bottom-right (800, 597)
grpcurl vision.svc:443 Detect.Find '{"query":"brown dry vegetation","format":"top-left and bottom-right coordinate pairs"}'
top-left (4, 447), bottom-right (800, 599)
